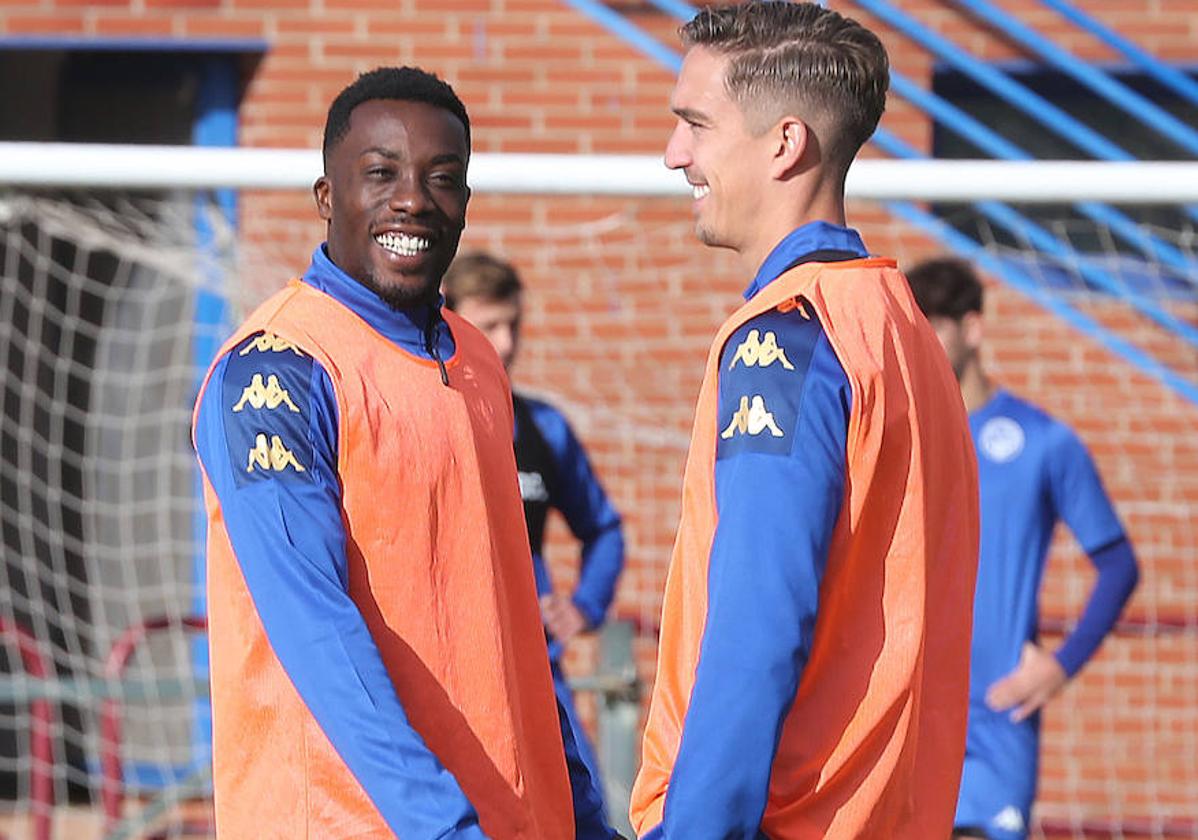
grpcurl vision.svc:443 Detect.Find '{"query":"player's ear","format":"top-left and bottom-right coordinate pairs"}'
top-left (962, 310), bottom-right (984, 350)
top-left (771, 117), bottom-right (809, 179)
top-left (314, 176), bottom-right (332, 222)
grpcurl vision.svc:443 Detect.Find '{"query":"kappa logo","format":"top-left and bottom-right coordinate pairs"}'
top-left (238, 333), bottom-right (305, 357)
top-left (232, 373), bottom-right (301, 413)
top-left (721, 395), bottom-right (785, 439)
top-left (246, 433), bottom-right (307, 474)
top-left (991, 806), bottom-right (1026, 833)
top-left (729, 329), bottom-right (795, 370)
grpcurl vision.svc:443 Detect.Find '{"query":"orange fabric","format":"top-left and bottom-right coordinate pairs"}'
top-left (195, 280), bottom-right (573, 838)
top-left (631, 260), bottom-right (979, 838)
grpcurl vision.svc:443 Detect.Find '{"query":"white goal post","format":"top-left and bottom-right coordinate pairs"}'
top-left (3, 141), bottom-right (1198, 201)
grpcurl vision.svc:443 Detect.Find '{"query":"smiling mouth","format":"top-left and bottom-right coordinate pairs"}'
top-left (692, 184), bottom-right (710, 200)
top-left (375, 232), bottom-right (433, 257)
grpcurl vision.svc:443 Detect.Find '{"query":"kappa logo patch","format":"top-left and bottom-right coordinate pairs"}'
top-left (232, 373), bottom-right (302, 413)
top-left (245, 433), bottom-right (307, 475)
top-left (237, 332), bottom-right (305, 357)
top-left (720, 395), bottom-right (785, 439)
top-left (716, 309), bottom-right (824, 460)
top-left (728, 329), bottom-right (795, 371)
top-left (223, 332), bottom-right (315, 486)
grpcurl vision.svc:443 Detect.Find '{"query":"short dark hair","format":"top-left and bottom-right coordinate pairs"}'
top-left (442, 252), bottom-right (523, 310)
top-left (322, 66), bottom-right (471, 167)
top-left (905, 257), bottom-right (985, 320)
top-left (680, 1), bottom-right (888, 172)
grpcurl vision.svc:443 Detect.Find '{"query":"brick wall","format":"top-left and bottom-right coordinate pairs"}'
top-left (3, 0), bottom-right (1195, 831)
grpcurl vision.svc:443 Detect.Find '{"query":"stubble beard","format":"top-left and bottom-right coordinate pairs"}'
top-left (358, 270), bottom-right (440, 312)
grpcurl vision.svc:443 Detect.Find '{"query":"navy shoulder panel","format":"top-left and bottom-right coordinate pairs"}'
top-left (716, 305), bottom-right (842, 460)
top-left (220, 331), bottom-right (317, 486)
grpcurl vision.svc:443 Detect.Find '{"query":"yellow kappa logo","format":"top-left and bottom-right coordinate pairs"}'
top-left (246, 434), bottom-right (307, 474)
top-left (238, 333), bottom-right (304, 357)
top-left (232, 374), bottom-right (301, 413)
top-left (721, 395), bottom-right (785, 439)
top-left (729, 329), bottom-right (794, 370)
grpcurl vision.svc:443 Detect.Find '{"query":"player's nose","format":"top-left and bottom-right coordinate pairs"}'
top-left (664, 122), bottom-right (691, 170)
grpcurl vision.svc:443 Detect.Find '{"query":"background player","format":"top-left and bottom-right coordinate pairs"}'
top-left (630, 4), bottom-right (979, 837)
top-left (907, 256), bottom-right (1140, 840)
top-left (443, 251), bottom-right (626, 811)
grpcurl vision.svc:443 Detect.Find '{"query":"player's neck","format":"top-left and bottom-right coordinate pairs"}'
top-left (738, 188), bottom-right (847, 278)
top-left (959, 362), bottom-right (993, 413)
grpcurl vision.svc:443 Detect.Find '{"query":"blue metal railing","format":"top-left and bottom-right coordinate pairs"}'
top-left (883, 199), bottom-right (1198, 404)
top-left (954, 0), bottom-right (1198, 157)
top-left (559, 0), bottom-right (1198, 406)
top-left (871, 130), bottom-right (1198, 348)
top-left (890, 72), bottom-right (1198, 287)
top-left (852, 0), bottom-right (1198, 230)
top-left (1038, 0), bottom-right (1198, 110)
top-left (854, 0), bottom-right (1129, 160)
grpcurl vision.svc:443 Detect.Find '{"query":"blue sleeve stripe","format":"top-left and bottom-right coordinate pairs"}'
top-left (532, 400), bottom-right (626, 625)
top-left (1054, 536), bottom-right (1139, 677)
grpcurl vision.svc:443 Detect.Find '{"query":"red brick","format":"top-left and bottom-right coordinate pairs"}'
top-left (144, 0), bottom-right (219, 8)
top-left (180, 14), bottom-right (267, 38)
top-left (91, 13), bottom-right (178, 35)
top-left (3, 12), bottom-right (86, 33)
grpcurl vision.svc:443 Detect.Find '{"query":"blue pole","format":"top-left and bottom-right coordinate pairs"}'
top-left (1038, 0), bottom-right (1198, 110)
top-left (190, 56), bottom-right (237, 779)
top-left (954, 0), bottom-right (1198, 157)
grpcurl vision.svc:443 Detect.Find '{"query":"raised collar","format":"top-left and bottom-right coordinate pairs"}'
top-left (744, 221), bottom-right (869, 301)
top-left (300, 244), bottom-right (452, 360)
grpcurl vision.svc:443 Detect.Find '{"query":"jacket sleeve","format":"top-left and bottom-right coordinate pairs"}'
top-left (195, 334), bottom-right (486, 838)
top-left (660, 312), bottom-right (850, 838)
top-left (1047, 425), bottom-right (1139, 677)
top-left (534, 402), bottom-right (625, 627)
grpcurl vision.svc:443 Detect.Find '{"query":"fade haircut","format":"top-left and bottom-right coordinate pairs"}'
top-left (680, 1), bottom-right (888, 172)
top-left (442, 252), bottom-right (523, 310)
top-left (905, 257), bottom-right (985, 320)
top-left (322, 66), bottom-right (471, 168)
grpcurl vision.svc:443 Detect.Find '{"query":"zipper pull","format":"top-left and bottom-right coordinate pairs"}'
top-left (425, 306), bottom-right (450, 387)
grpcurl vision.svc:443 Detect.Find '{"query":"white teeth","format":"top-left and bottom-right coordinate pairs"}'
top-left (375, 232), bottom-right (432, 256)
top-left (693, 184), bottom-right (710, 200)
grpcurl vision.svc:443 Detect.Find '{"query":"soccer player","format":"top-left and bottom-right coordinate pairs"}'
top-left (193, 67), bottom-right (613, 838)
top-left (906, 257), bottom-right (1140, 840)
top-left (443, 251), bottom-right (626, 811)
top-left (629, 4), bottom-right (980, 838)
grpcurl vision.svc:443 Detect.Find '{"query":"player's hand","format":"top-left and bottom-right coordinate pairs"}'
top-left (985, 641), bottom-right (1068, 723)
top-left (541, 594), bottom-right (588, 643)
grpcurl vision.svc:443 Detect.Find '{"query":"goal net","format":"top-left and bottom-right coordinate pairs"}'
top-left (0, 155), bottom-right (1195, 839)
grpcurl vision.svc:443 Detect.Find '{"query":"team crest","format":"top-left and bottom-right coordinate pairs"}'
top-left (729, 329), bottom-right (795, 370)
top-left (979, 416), bottom-right (1025, 463)
top-left (991, 806), bottom-right (1026, 833)
top-left (721, 395), bottom-right (785, 439)
top-left (232, 373), bottom-right (301, 413)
